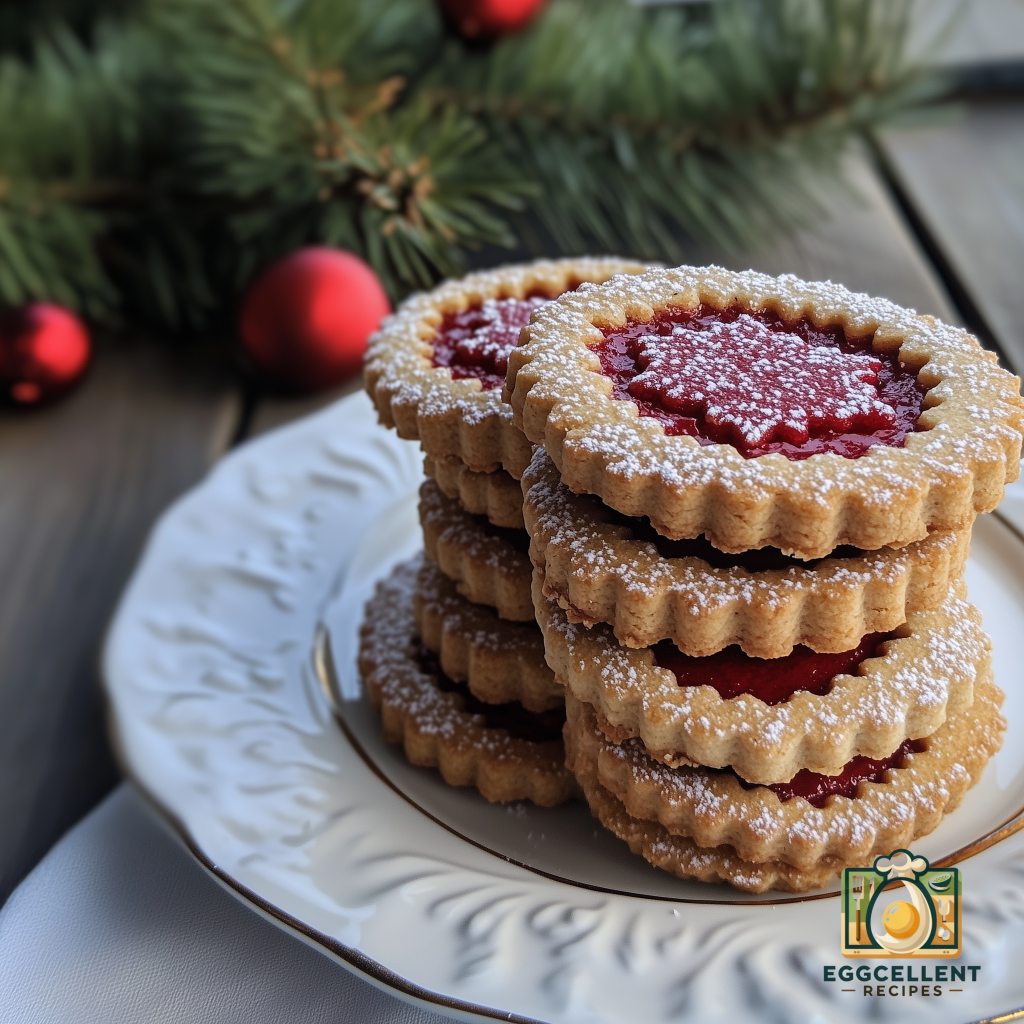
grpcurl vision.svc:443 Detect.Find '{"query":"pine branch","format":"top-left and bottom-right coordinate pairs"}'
top-left (0, 0), bottom-right (945, 335)
top-left (429, 0), bottom-right (933, 257)
top-left (159, 0), bottom-right (531, 298)
top-left (0, 22), bottom-right (143, 315)
top-left (0, 0), bottom-right (133, 57)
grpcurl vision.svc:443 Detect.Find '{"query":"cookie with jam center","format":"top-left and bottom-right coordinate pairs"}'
top-left (365, 257), bottom-right (649, 479)
top-left (536, 571), bottom-right (990, 785)
top-left (506, 265), bottom-right (1024, 558)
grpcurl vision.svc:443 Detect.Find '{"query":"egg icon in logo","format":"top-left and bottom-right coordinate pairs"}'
top-left (883, 901), bottom-right (920, 940)
top-left (869, 877), bottom-right (934, 954)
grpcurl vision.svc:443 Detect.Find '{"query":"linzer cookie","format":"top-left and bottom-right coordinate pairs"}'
top-left (359, 557), bottom-right (579, 806)
top-left (365, 257), bottom-right (647, 479)
top-left (506, 266), bottom-right (1024, 558)
top-left (536, 573), bottom-right (989, 785)
top-left (424, 454), bottom-right (525, 529)
top-left (565, 684), bottom-right (1005, 877)
top-left (414, 557), bottom-right (563, 712)
top-left (523, 447), bottom-right (970, 658)
top-left (420, 478), bottom-right (534, 621)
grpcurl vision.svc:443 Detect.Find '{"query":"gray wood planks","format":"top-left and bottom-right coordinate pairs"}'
top-left (880, 100), bottom-right (1024, 374)
top-left (0, 345), bottom-right (239, 903)
top-left (909, 0), bottom-right (1024, 67)
top-left (732, 150), bottom-right (957, 322)
top-left (630, 0), bottom-right (1024, 62)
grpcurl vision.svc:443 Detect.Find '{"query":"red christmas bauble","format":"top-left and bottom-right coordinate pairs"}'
top-left (240, 247), bottom-right (391, 394)
top-left (0, 303), bottom-right (91, 404)
top-left (439, 0), bottom-right (546, 39)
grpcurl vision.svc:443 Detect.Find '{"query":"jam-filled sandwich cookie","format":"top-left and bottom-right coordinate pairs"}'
top-left (424, 454), bottom-right (525, 529)
top-left (358, 557), bottom-right (579, 806)
top-left (523, 447), bottom-right (970, 658)
top-left (564, 683), bottom-right (1004, 880)
top-left (414, 558), bottom-right (563, 713)
top-left (365, 257), bottom-right (648, 479)
top-left (536, 574), bottom-right (989, 785)
top-left (506, 266), bottom-right (1024, 558)
top-left (565, 679), bottom-right (1003, 897)
top-left (420, 479), bottom-right (534, 621)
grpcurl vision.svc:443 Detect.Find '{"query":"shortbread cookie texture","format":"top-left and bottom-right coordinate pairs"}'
top-left (366, 257), bottom-right (648, 478)
top-left (537, 573), bottom-right (989, 784)
top-left (566, 684), bottom-right (1004, 874)
top-left (414, 558), bottom-right (563, 712)
top-left (523, 447), bottom-right (970, 658)
top-left (424, 454), bottom-right (525, 529)
top-left (572, 765), bottom-right (843, 893)
top-left (506, 266), bottom-right (1024, 558)
top-left (358, 557), bottom-right (579, 806)
top-left (420, 479), bottom-right (534, 621)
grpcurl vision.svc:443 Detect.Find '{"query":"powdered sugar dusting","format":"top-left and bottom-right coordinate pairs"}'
top-left (629, 314), bottom-right (895, 447)
top-left (420, 481), bottom-right (532, 578)
top-left (364, 256), bottom-right (649, 437)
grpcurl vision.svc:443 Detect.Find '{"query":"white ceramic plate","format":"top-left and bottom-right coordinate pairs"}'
top-left (106, 390), bottom-right (1024, 1024)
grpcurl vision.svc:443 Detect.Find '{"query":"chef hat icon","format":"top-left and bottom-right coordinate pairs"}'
top-left (874, 850), bottom-right (929, 879)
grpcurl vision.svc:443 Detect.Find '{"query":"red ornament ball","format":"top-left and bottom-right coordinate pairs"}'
top-left (0, 303), bottom-right (91, 404)
top-left (439, 0), bottom-right (546, 39)
top-left (240, 247), bottom-right (391, 394)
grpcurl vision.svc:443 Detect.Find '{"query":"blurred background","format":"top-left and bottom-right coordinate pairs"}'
top-left (1, 0), bottom-right (1023, 910)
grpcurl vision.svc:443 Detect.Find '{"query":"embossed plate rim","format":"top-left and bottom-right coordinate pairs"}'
top-left (104, 389), bottom-right (1024, 1024)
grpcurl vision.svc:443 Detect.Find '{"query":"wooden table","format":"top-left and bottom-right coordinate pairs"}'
top-left (1, 90), bottom-right (1022, 909)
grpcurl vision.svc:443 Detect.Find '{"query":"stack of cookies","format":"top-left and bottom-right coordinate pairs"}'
top-left (360, 258), bottom-right (646, 806)
top-left (504, 266), bottom-right (1024, 892)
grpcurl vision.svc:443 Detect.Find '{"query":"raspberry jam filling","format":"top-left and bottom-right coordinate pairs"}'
top-left (594, 305), bottom-right (928, 460)
top-left (431, 296), bottom-right (547, 390)
top-left (417, 643), bottom-right (565, 744)
top-left (738, 738), bottom-right (924, 808)
top-left (654, 630), bottom-right (891, 706)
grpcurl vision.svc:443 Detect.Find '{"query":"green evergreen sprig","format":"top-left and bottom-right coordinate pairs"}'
top-left (435, 0), bottom-right (933, 256)
top-left (0, 0), bottom-right (939, 336)
top-left (165, 0), bottom-right (530, 297)
top-left (0, 22), bottom-right (137, 316)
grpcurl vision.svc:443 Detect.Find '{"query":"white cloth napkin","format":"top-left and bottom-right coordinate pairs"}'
top-left (0, 785), bottom-right (456, 1024)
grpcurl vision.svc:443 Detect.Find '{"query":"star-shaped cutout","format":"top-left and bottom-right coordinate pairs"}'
top-left (628, 314), bottom-right (897, 448)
